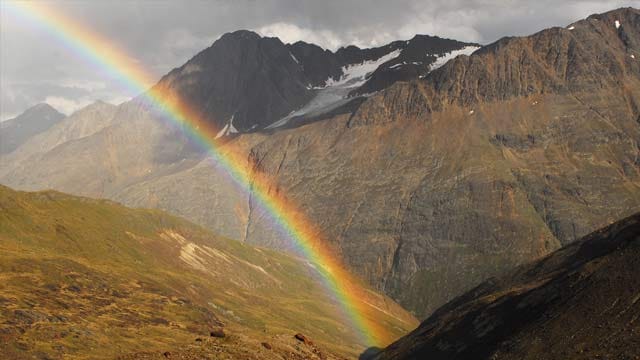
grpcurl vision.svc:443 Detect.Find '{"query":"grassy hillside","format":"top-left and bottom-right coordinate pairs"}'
top-left (0, 185), bottom-right (417, 359)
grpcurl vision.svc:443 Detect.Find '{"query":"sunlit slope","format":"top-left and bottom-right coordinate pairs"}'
top-left (0, 185), bottom-right (416, 359)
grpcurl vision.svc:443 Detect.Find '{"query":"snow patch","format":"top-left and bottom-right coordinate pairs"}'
top-left (228, 115), bottom-right (238, 133)
top-left (388, 61), bottom-right (421, 70)
top-left (615, 20), bottom-right (621, 29)
top-left (322, 49), bottom-right (402, 88)
top-left (430, 46), bottom-right (481, 71)
top-left (215, 123), bottom-right (229, 139)
top-left (632, 54), bottom-right (636, 59)
top-left (267, 49), bottom-right (401, 129)
top-left (469, 110), bottom-right (475, 115)
top-left (568, 26), bottom-right (575, 30)
top-left (215, 114), bottom-right (238, 139)
top-left (290, 52), bottom-right (299, 64)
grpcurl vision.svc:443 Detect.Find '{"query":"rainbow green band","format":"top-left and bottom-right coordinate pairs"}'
top-left (4, 1), bottom-right (398, 348)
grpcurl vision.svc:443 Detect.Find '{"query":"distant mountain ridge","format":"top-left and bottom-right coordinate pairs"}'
top-left (0, 103), bottom-right (64, 155)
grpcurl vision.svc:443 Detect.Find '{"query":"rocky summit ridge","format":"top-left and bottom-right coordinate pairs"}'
top-left (154, 29), bottom-right (478, 132)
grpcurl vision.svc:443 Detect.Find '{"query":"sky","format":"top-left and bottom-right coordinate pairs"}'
top-left (1, 0), bottom-right (639, 120)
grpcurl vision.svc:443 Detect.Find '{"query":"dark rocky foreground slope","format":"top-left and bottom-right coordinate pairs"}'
top-left (373, 211), bottom-right (640, 360)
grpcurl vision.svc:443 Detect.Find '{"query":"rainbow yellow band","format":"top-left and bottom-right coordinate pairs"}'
top-left (4, 1), bottom-right (399, 348)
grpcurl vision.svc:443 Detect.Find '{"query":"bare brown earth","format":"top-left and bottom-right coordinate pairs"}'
top-left (1, 8), bottom-right (639, 319)
top-left (373, 211), bottom-right (640, 360)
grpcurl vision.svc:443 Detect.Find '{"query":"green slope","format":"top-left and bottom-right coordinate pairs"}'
top-left (0, 185), bottom-right (417, 359)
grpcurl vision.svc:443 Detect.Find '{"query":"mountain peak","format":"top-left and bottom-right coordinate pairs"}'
top-left (71, 100), bottom-right (116, 116)
top-left (0, 102), bottom-right (65, 154)
top-left (16, 103), bottom-right (64, 119)
top-left (220, 29), bottom-right (263, 42)
top-left (154, 28), bottom-right (313, 132)
top-left (151, 28), bottom-right (482, 134)
top-left (27, 102), bottom-right (60, 114)
top-left (587, 6), bottom-right (639, 21)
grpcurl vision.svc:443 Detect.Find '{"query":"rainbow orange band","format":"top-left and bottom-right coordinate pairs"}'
top-left (4, 1), bottom-right (400, 348)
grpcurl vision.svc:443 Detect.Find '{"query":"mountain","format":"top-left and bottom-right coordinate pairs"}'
top-left (0, 185), bottom-right (417, 359)
top-left (0, 98), bottom-right (203, 196)
top-left (119, 7), bottom-right (640, 318)
top-left (0, 103), bottom-right (65, 155)
top-left (221, 7), bottom-right (640, 317)
top-left (1, 101), bottom-right (116, 163)
top-left (154, 30), bottom-right (477, 132)
top-left (1, 7), bottom-right (639, 321)
top-left (372, 211), bottom-right (640, 360)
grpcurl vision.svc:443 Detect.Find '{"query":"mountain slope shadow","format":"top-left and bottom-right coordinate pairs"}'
top-left (374, 211), bottom-right (640, 359)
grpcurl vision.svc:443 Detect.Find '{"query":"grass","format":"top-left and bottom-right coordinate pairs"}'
top-left (0, 185), bottom-right (417, 359)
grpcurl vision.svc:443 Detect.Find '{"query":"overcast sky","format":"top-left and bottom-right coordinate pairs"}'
top-left (1, 0), bottom-right (639, 120)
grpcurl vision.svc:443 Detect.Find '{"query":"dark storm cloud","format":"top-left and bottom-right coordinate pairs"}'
top-left (1, 0), bottom-right (638, 119)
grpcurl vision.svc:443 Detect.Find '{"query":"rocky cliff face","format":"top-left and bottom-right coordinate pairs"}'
top-left (226, 7), bottom-right (640, 317)
top-left (1, 8), bottom-right (639, 320)
top-left (154, 30), bottom-right (314, 132)
top-left (373, 211), bottom-right (640, 360)
top-left (153, 30), bottom-right (476, 133)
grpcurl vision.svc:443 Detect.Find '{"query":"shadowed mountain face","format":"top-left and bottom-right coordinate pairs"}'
top-left (153, 30), bottom-right (477, 132)
top-left (0, 103), bottom-right (65, 155)
top-left (1, 8), bottom-right (639, 321)
top-left (373, 211), bottom-right (640, 360)
top-left (0, 185), bottom-right (416, 359)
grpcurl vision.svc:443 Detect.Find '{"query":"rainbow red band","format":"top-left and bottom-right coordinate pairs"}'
top-left (4, 1), bottom-right (395, 347)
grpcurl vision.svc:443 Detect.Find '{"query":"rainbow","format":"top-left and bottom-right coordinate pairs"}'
top-left (4, 1), bottom-right (407, 348)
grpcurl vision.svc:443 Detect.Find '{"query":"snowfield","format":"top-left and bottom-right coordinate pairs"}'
top-left (430, 46), bottom-right (480, 71)
top-left (264, 45), bottom-right (481, 131)
top-left (267, 49), bottom-right (402, 129)
top-left (215, 114), bottom-right (239, 139)
top-left (321, 49), bottom-right (402, 88)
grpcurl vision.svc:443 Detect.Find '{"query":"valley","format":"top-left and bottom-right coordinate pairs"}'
top-left (2, 7), bottom-right (639, 319)
top-left (1, 4), bottom-right (640, 359)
